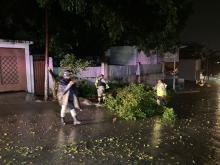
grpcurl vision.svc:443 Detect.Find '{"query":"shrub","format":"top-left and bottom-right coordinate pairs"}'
top-left (77, 80), bottom-right (97, 98)
top-left (105, 83), bottom-right (163, 120)
top-left (165, 89), bottom-right (175, 103)
top-left (60, 53), bottom-right (92, 75)
top-left (161, 107), bottom-right (176, 125)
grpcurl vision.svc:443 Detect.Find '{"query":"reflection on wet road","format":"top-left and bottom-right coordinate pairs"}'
top-left (0, 88), bottom-right (220, 164)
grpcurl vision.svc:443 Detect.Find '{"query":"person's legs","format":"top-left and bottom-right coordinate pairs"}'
top-left (73, 94), bottom-right (82, 111)
top-left (156, 96), bottom-right (162, 105)
top-left (156, 98), bottom-right (160, 105)
top-left (70, 108), bottom-right (81, 125)
top-left (102, 93), bottom-right (106, 103)
top-left (161, 97), bottom-right (167, 105)
top-left (157, 96), bottom-right (167, 105)
top-left (97, 86), bottom-right (105, 104)
top-left (58, 91), bottom-right (69, 125)
top-left (97, 87), bottom-right (102, 104)
top-left (60, 105), bottom-right (67, 125)
top-left (98, 97), bottom-right (101, 104)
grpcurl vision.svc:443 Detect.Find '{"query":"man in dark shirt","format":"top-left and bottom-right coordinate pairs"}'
top-left (48, 68), bottom-right (81, 125)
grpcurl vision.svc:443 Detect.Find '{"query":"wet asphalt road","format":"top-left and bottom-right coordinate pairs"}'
top-left (0, 86), bottom-right (220, 164)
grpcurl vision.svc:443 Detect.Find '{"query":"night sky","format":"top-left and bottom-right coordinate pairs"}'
top-left (181, 0), bottom-right (220, 50)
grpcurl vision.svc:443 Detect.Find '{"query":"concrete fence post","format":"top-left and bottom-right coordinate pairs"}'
top-left (101, 62), bottom-right (108, 79)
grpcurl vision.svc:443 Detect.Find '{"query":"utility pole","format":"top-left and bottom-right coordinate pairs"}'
top-left (206, 55), bottom-right (209, 81)
top-left (173, 56), bottom-right (176, 91)
top-left (173, 48), bottom-right (178, 91)
top-left (173, 46), bottom-right (187, 91)
top-left (44, 8), bottom-right (49, 101)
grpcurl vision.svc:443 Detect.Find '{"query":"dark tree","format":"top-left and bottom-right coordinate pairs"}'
top-left (0, 0), bottom-right (193, 59)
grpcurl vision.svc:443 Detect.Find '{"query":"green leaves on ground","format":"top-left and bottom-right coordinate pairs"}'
top-left (61, 136), bottom-right (157, 163)
top-left (161, 107), bottom-right (176, 125)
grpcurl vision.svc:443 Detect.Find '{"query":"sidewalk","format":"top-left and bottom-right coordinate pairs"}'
top-left (0, 92), bottom-right (109, 121)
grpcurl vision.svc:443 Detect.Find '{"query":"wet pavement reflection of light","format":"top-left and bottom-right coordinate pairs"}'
top-left (0, 90), bottom-right (220, 164)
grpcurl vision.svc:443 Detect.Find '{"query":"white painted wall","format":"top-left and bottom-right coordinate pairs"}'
top-left (48, 57), bottom-right (53, 94)
top-left (29, 55), bottom-right (35, 93)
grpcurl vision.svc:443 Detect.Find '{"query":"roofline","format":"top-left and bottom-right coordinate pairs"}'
top-left (0, 39), bottom-right (33, 45)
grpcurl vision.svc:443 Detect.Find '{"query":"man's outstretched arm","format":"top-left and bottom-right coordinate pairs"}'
top-left (48, 67), bottom-right (58, 80)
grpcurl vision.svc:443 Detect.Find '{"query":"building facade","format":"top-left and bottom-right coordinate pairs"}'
top-left (0, 40), bottom-right (34, 93)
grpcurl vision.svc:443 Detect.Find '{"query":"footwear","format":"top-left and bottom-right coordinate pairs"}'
top-left (73, 120), bottom-right (81, 125)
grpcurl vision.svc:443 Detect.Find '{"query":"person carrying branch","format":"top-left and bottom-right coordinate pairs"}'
top-left (48, 68), bottom-right (81, 125)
